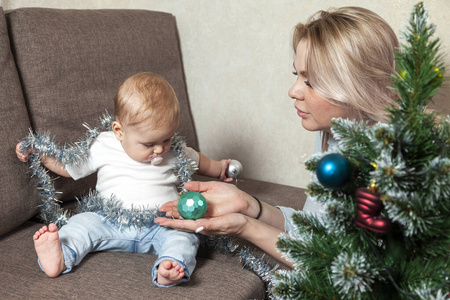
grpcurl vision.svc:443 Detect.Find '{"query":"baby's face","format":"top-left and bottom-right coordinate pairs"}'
top-left (115, 120), bottom-right (178, 164)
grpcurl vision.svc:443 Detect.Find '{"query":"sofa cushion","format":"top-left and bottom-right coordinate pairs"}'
top-left (0, 221), bottom-right (265, 299)
top-left (0, 7), bottom-right (40, 237)
top-left (6, 8), bottom-right (198, 202)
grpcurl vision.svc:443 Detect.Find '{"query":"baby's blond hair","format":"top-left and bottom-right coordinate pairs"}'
top-left (114, 72), bottom-right (180, 128)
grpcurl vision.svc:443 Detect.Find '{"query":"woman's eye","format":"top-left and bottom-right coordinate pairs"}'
top-left (292, 71), bottom-right (298, 76)
top-left (304, 80), bottom-right (313, 88)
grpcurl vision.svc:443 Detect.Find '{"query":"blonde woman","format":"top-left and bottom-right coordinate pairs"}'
top-left (156, 7), bottom-right (400, 267)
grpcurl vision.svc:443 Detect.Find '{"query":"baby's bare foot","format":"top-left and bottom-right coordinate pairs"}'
top-left (157, 260), bottom-right (185, 286)
top-left (33, 223), bottom-right (65, 277)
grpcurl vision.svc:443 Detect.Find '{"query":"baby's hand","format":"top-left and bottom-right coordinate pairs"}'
top-left (219, 159), bottom-right (234, 182)
top-left (16, 142), bottom-right (32, 162)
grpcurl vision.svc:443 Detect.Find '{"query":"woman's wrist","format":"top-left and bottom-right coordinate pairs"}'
top-left (241, 192), bottom-right (262, 218)
top-left (241, 193), bottom-right (286, 231)
top-left (252, 196), bottom-right (262, 219)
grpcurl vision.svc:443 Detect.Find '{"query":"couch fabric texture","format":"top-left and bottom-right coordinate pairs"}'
top-left (0, 7), bottom-right (307, 299)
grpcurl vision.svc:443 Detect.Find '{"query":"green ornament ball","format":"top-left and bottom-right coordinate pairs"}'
top-left (177, 191), bottom-right (208, 220)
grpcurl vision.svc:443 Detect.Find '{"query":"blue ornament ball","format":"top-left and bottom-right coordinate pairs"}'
top-left (177, 191), bottom-right (208, 220)
top-left (316, 153), bottom-right (352, 190)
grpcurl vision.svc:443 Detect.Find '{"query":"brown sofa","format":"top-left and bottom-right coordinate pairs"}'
top-left (0, 7), bottom-right (306, 299)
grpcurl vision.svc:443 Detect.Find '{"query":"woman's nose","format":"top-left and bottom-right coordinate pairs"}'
top-left (288, 81), bottom-right (303, 101)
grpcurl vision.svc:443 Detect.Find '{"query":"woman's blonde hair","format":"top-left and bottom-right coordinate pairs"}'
top-left (114, 72), bottom-right (180, 128)
top-left (293, 7), bottom-right (399, 149)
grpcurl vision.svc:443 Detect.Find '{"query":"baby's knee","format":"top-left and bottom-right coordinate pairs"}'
top-left (69, 212), bottom-right (102, 225)
top-left (61, 212), bottom-right (105, 234)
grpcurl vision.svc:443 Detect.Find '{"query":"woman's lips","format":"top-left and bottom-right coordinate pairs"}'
top-left (295, 106), bottom-right (310, 118)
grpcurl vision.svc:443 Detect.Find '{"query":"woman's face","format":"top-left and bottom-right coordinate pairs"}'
top-left (288, 39), bottom-right (350, 133)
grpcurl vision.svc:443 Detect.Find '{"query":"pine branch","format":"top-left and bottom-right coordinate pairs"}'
top-left (393, 2), bottom-right (445, 109)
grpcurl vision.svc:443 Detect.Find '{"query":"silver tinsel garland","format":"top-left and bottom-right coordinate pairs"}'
top-left (76, 191), bottom-right (164, 230)
top-left (239, 246), bottom-right (279, 299)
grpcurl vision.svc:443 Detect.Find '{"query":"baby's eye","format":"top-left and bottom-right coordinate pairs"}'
top-left (292, 71), bottom-right (298, 76)
top-left (304, 80), bottom-right (313, 88)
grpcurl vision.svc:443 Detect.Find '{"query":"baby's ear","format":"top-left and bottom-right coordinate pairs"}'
top-left (112, 121), bottom-right (124, 141)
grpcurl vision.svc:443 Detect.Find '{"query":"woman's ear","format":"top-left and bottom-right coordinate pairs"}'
top-left (112, 121), bottom-right (124, 141)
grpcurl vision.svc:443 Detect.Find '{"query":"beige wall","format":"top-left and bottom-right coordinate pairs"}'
top-left (3, 0), bottom-right (449, 188)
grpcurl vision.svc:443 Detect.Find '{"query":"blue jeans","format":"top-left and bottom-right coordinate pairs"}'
top-left (41, 212), bottom-right (199, 287)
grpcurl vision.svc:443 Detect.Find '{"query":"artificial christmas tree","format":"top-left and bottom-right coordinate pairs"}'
top-left (272, 2), bottom-right (449, 299)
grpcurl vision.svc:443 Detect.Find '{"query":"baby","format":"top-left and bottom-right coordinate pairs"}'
top-left (17, 72), bottom-right (233, 287)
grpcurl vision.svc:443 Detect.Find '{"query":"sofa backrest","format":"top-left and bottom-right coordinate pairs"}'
top-left (1, 7), bottom-right (198, 236)
top-left (0, 7), bottom-right (39, 237)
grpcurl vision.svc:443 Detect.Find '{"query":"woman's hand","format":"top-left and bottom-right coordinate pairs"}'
top-left (156, 181), bottom-right (256, 235)
top-left (155, 212), bottom-right (248, 236)
top-left (159, 181), bottom-right (258, 219)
